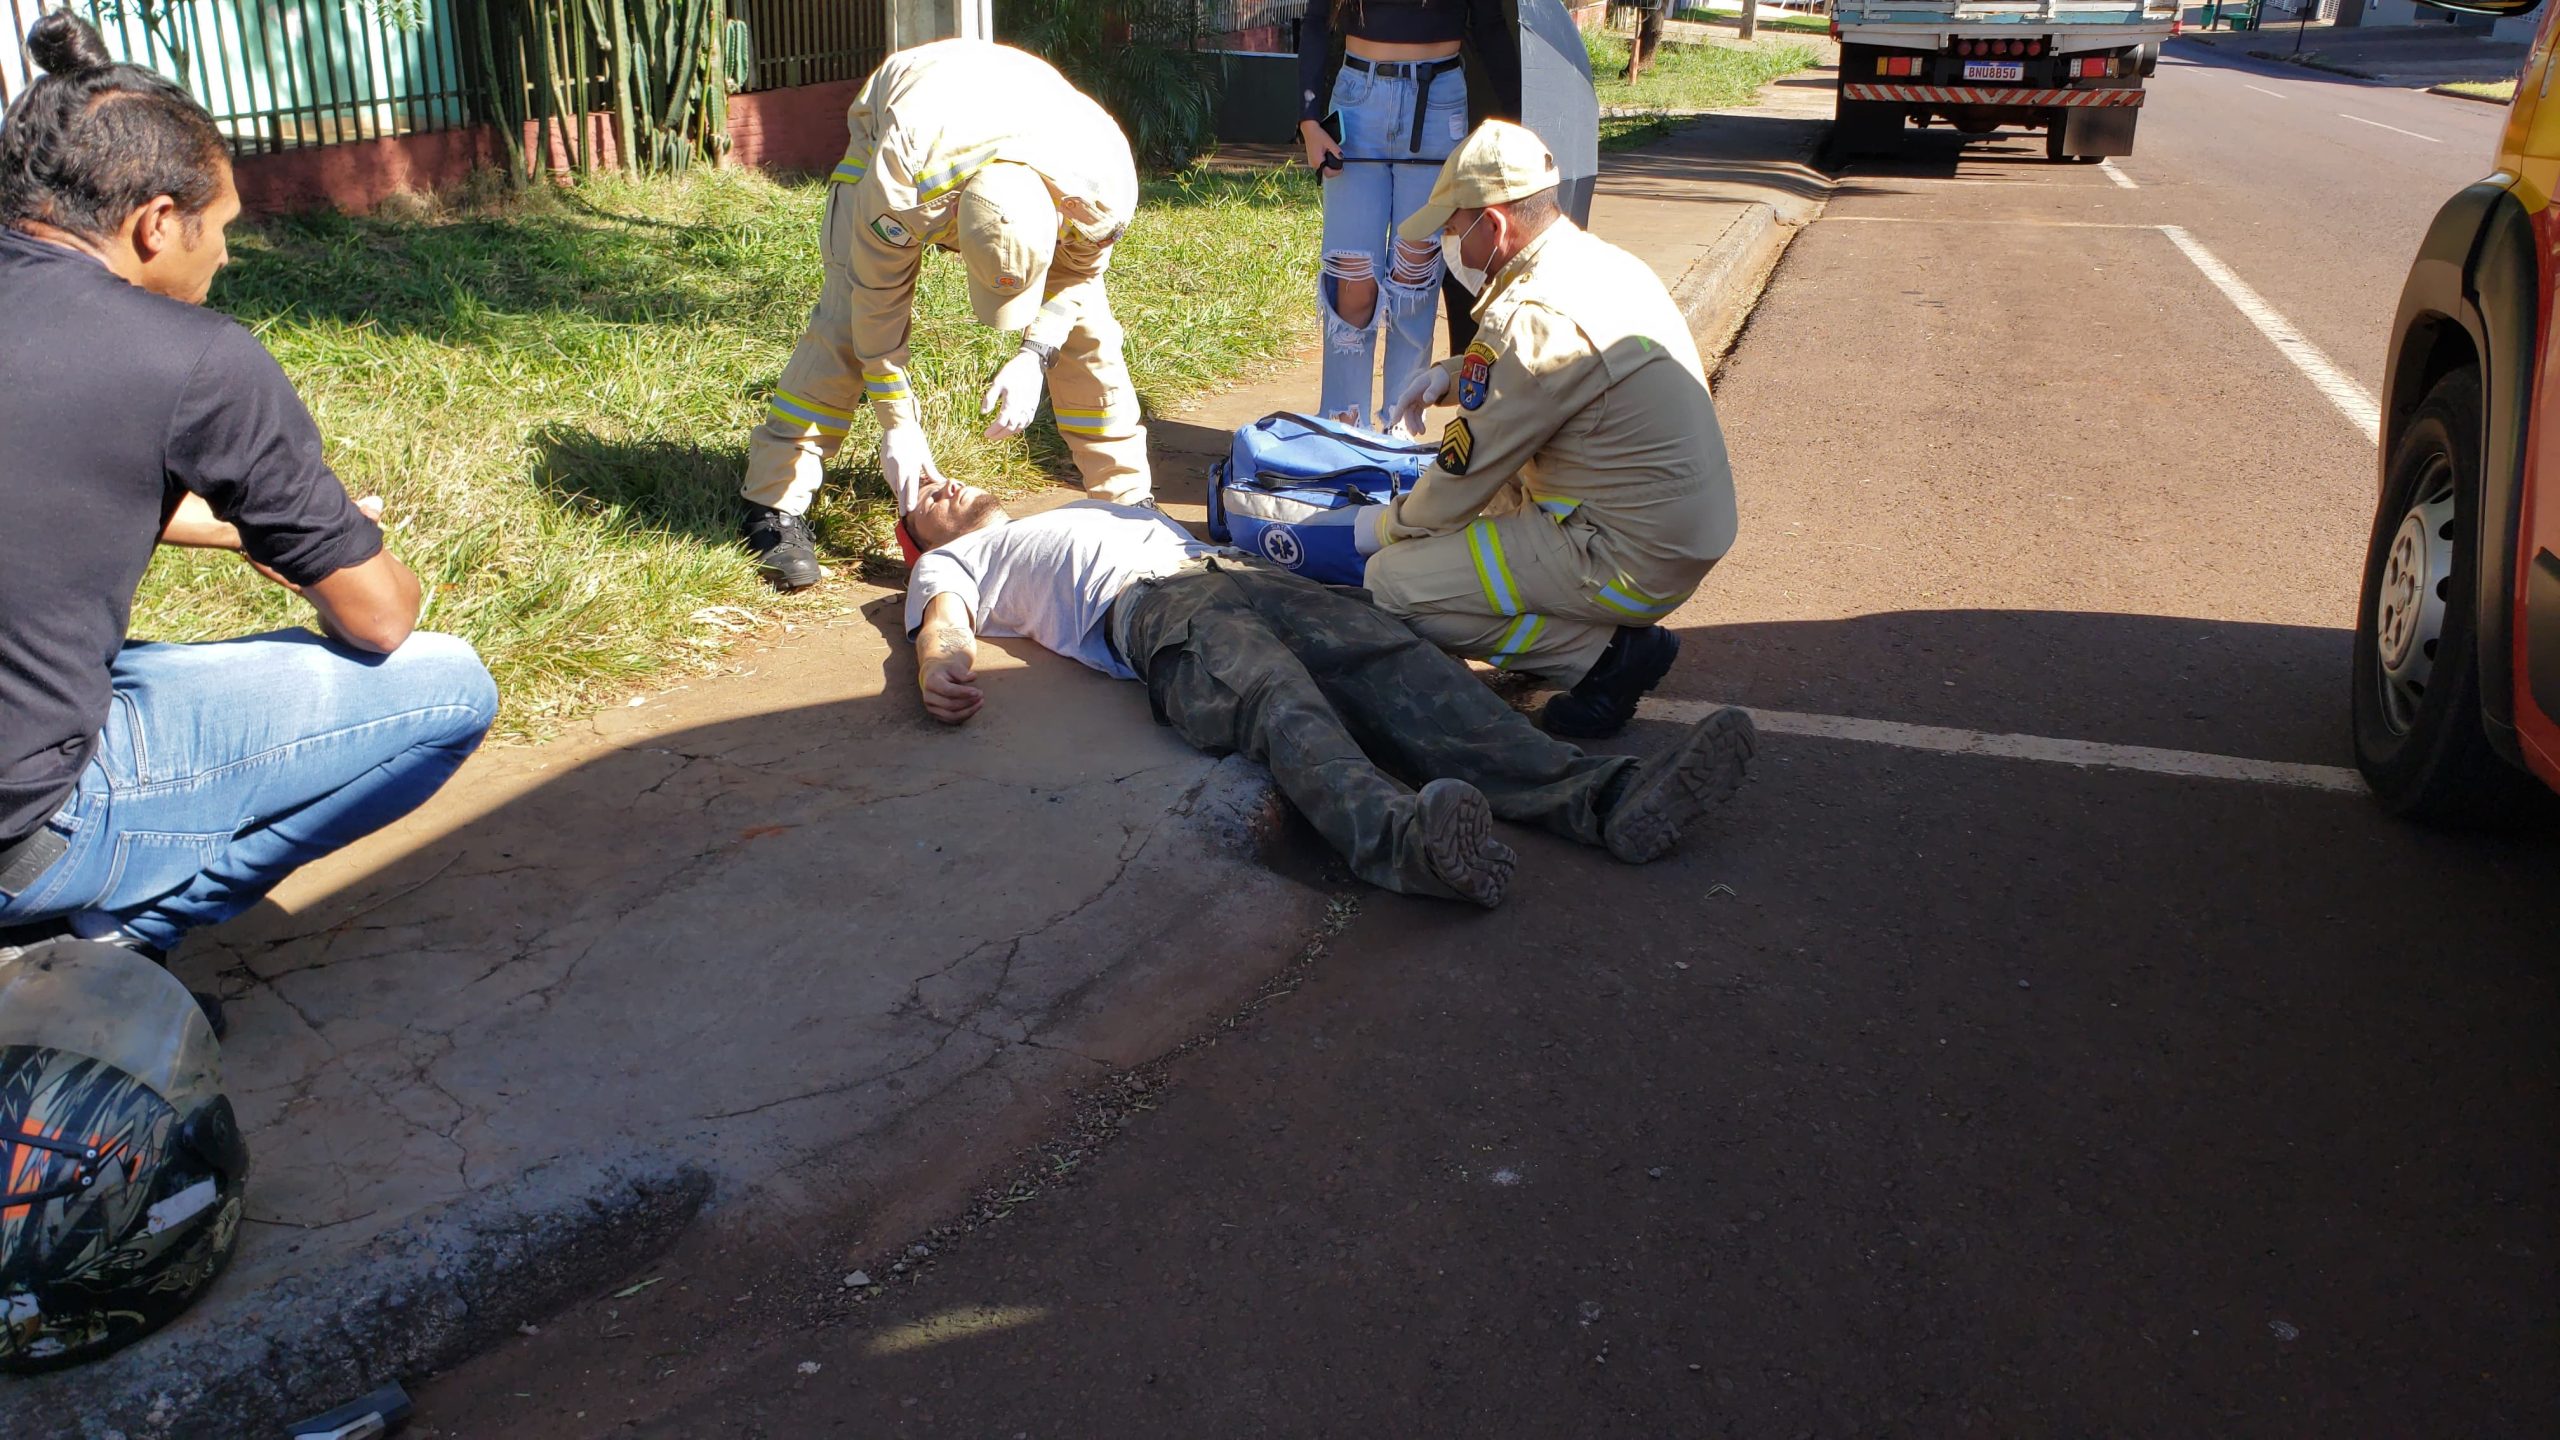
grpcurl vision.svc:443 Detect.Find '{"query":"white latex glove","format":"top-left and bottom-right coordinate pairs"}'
top-left (1352, 504), bottom-right (1394, 557)
top-left (880, 425), bottom-right (945, 513)
top-left (981, 350), bottom-right (1046, 441)
top-left (1381, 365), bottom-right (1451, 437)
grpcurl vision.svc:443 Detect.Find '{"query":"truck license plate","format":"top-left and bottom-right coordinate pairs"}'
top-left (1962, 61), bottom-right (2024, 81)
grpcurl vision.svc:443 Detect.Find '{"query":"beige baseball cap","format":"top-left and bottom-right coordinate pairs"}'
top-left (954, 162), bottom-right (1057, 332)
top-left (1398, 120), bottom-right (1563, 243)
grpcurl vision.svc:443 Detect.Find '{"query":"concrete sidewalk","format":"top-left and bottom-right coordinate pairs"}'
top-left (2178, 20), bottom-right (2529, 87)
top-left (7, 67), bottom-right (1835, 1440)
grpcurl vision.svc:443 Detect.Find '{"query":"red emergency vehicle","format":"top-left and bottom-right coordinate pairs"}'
top-left (2354, 0), bottom-right (2560, 817)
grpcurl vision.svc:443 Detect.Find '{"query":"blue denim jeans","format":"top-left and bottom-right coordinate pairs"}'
top-left (1318, 62), bottom-right (1470, 428)
top-left (0, 630), bottom-right (497, 951)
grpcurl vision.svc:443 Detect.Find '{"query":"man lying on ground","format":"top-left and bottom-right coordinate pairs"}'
top-left (902, 484), bottom-right (1754, 907)
top-left (0, 15), bottom-right (498, 1012)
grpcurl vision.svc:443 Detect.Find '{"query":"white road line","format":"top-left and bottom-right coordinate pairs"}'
top-left (2098, 159), bottom-right (2137, 189)
top-left (2244, 83), bottom-right (2288, 100)
top-left (2156, 225), bottom-right (2381, 446)
top-left (1645, 699), bottom-right (2366, 794)
top-left (2339, 112), bottom-right (2441, 143)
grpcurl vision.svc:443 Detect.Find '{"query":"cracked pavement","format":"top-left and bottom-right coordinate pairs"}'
top-left (12, 574), bottom-right (1331, 1439)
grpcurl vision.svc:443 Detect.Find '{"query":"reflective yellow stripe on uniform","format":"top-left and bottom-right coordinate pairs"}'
top-left (1466, 519), bottom-right (1523, 618)
top-left (1591, 573), bottom-right (1681, 620)
top-left (1052, 406), bottom-right (1114, 434)
top-left (915, 143), bottom-right (1000, 204)
top-left (1531, 493), bottom-right (1581, 519)
top-left (1487, 611), bottom-right (1548, 670)
top-left (767, 388), bottom-right (858, 437)
top-left (829, 151), bottom-right (871, 186)
top-left (861, 367), bottom-right (911, 403)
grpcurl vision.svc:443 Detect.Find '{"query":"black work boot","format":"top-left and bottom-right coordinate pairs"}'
top-left (1412, 778), bottom-right (1515, 909)
top-left (741, 503), bottom-right (823, 591)
top-left (1602, 706), bottom-right (1758, 864)
top-left (1543, 626), bottom-right (1682, 739)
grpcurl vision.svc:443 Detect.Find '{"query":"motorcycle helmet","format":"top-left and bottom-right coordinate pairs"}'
top-left (0, 938), bottom-right (247, 1372)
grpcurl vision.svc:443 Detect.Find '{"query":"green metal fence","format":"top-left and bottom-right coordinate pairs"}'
top-left (0, 0), bottom-right (888, 154)
top-left (1, 0), bottom-right (472, 152)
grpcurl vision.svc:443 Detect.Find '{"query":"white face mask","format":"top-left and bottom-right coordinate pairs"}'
top-left (1440, 211), bottom-right (1492, 293)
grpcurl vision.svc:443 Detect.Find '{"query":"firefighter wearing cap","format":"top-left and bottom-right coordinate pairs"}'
top-left (739, 39), bottom-right (1152, 589)
top-left (1357, 119), bottom-right (1738, 739)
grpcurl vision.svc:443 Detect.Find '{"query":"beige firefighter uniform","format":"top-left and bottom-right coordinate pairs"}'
top-left (743, 39), bottom-right (1151, 513)
top-left (1359, 220), bottom-right (1738, 684)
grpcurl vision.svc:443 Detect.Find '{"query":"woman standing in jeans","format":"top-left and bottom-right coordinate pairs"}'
top-left (1298, 0), bottom-right (1519, 431)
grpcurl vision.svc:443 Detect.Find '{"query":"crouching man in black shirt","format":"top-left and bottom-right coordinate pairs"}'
top-left (0, 15), bottom-right (497, 981)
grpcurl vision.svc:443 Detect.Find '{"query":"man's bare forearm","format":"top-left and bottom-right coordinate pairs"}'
top-left (159, 492), bottom-right (242, 549)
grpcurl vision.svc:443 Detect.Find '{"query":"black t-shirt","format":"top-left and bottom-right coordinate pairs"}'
top-left (0, 226), bottom-right (381, 845)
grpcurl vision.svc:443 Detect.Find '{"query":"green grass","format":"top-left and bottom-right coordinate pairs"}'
top-left (138, 163), bottom-right (1322, 736)
top-left (1585, 30), bottom-right (1823, 150)
top-left (2436, 78), bottom-right (2517, 104)
top-left (1671, 7), bottom-right (1834, 34)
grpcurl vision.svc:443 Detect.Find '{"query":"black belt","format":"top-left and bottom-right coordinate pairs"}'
top-left (0, 824), bottom-right (67, 902)
top-left (1343, 54), bottom-right (1465, 154)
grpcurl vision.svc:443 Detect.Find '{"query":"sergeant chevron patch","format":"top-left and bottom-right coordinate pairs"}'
top-left (1438, 417), bottom-right (1474, 475)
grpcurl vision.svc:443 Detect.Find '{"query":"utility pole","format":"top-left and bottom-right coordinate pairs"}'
top-left (1740, 0), bottom-right (1760, 41)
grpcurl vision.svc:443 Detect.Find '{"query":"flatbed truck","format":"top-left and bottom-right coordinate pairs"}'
top-left (1831, 0), bottom-right (2180, 161)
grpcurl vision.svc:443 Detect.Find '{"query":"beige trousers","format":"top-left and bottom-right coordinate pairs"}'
top-left (742, 196), bottom-right (1150, 514)
top-left (1363, 505), bottom-right (1703, 686)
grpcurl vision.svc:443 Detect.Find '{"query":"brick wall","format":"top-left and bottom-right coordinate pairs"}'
top-left (721, 77), bottom-right (866, 174)
top-left (233, 77), bottom-right (863, 214)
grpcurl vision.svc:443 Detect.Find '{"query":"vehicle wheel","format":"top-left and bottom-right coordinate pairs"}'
top-left (2350, 368), bottom-right (2536, 821)
top-left (2136, 41), bottom-right (2160, 77)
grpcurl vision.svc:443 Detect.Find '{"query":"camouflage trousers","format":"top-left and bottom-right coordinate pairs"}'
top-left (1113, 560), bottom-right (1635, 899)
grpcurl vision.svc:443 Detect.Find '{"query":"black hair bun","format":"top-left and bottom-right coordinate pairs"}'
top-left (28, 11), bottom-right (114, 77)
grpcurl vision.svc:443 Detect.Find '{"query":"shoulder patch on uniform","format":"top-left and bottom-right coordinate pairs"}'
top-left (1438, 417), bottom-right (1474, 476)
top-left (869, 213), bottom-right (917, 247)
top-left (1456, 343), bottom-right (1495, 411)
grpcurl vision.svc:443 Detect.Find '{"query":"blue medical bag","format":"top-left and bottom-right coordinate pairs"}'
top-left (1205, 412), bottom-right (1436, 585)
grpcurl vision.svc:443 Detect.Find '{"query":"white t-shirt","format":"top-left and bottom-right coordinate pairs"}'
top-left (904, 501), bottom-right (1216, 680)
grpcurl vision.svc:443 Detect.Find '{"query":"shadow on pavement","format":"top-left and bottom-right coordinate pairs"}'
top-left (1663, 607), bottom-right (2361, 768)
top-left (480, 611), bottom-right (2555, 1440)
top-left (4, 614), bottom-right (1326, 1440)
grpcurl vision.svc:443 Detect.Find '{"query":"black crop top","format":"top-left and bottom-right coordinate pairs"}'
top-left (1297, 0), bottom-right (1521, 122)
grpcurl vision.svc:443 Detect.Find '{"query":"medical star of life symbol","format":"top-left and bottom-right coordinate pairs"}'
top-left (1259, 525), bottom-right (1304, 569)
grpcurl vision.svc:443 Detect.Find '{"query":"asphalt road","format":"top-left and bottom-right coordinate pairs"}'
top-left (409, 50), bottom-right (2556, 1438)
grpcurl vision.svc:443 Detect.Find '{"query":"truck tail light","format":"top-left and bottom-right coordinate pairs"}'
top-left (2070, 56), bottom-right (2115, 78)
top-left (1878, 55), bottom-right (1924, 77)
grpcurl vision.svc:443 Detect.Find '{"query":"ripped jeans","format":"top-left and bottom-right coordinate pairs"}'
top-left (1318, 62), bottom-right (1470, 429)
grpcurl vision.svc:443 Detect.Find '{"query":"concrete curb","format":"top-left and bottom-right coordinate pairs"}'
top-left (2427, 83), bottom-right (2515, 106)
top-left (1653, 93), bottom-right (1836, 365)
top-left (10, 1152), bottom-right (711, 1440)
top-left (1672, 197), bottom-right (1823, 365)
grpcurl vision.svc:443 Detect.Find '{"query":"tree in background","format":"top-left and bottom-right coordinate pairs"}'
top-left (1623, 0), bottom-right (1663, 80)
top-left (996, 0), bottom-right (1222, 168)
